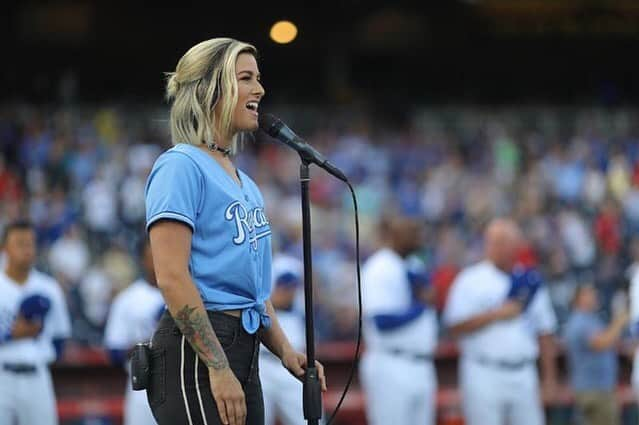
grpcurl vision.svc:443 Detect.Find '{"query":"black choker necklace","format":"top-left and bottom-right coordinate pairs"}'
top-left (206, 141), bottom-right (231, 157)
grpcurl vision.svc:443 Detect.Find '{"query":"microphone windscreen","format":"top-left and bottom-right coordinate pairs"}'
top-left (258, 113), bottom-right (281, 137)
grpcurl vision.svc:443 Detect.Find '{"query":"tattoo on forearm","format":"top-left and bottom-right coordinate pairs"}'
top-left (174, 305), bottom-right (228, 370)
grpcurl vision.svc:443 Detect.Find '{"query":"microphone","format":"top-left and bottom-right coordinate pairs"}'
top-left (259, 113), bottom-right (348, 182)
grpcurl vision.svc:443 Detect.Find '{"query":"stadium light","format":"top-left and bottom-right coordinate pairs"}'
top-left (270, 20), bottom-right (298, 44)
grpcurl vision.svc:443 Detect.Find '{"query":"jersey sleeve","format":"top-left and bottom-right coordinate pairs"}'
top-left (145, 151), bottom-right (203, 232)
top-left (104, 295), bottom-right (132, 350)
top-left (362, 257), bottom-right (408, 317)
top-left (45, 282), bottom-right (71, 340)
top-left (526, 286), bottom-right (557, 335)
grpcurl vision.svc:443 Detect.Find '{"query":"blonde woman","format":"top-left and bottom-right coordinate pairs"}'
top-left (145, 38), bottom-right (326, 425)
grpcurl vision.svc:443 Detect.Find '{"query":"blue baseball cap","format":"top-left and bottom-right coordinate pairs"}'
top-left (272, 254), bottom-right (303, 289)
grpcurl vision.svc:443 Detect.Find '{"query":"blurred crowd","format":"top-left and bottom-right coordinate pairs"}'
top-left (1, 104), bottom-right (639, 345)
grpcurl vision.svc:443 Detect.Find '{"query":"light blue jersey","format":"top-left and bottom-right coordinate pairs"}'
top-left (145, 143), bottom-right (272, 334)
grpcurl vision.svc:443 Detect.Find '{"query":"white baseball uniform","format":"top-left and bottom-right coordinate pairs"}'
top-left (260, 254), bottom-right (307, 425)
top-left (443, 260), bottom-right (557, 425)
top-left (360, 248), bottom-right (438, 425)
top-left (104, 278), bottom-right (164, 425)
top-left (0, 269), bottom-right (72, 425)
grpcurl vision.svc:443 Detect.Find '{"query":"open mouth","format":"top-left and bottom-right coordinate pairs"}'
top-left (246, 101), bottom-right (259, 114)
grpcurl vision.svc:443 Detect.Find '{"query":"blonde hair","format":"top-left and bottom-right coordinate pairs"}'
top-left (165, 38), bottom-right (257, 150)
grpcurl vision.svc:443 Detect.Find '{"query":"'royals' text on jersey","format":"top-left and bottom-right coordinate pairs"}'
top-left (146, 144), bottom-right (272, 333)
top-left (225, 201), bottom-right (271, 250)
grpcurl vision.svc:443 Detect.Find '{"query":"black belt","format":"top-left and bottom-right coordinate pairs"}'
top-left (3, 363), bottom-right (37, 374)
top-left (387, 348), bottom-right (433, 362)
top-left (474, 356), bottom-right (534, 371)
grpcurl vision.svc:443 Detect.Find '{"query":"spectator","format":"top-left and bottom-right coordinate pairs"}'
top-left (608, 154), bottom-right (631, 202)
top-left (4, 104), bottom-right (639, 347)
top-left (622, 181), bottom-right (639, 234)
top-left (564, 284), bottom-right (628, 425)
top-left (582, 163), bottom-right (607, 210)
top-left (558, 208), bottom-right (596, 276)
top-left (73, 265), bottom-right (113, 345)
top-left (82, 167), bottom-right (118, 254)
top-left (430, 226), bottom-right (463, 312)
top-left (0, 155), bottom-right (23, 203)
top-left (47, 224), bottom-right (90, 291)
top-left (544, 247), bottom-right (578, 328)
top-left (594, 199), bottom-right (622, 256)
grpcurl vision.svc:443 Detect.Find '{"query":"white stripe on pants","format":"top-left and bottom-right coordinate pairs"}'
top-left (181, 336), bottom-right (195, 425)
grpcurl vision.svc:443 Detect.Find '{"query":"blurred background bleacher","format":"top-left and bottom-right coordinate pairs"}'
top-left (5, 103), bottom-right (639, 424)
top-left (4, 1), bottom-right (639, 424)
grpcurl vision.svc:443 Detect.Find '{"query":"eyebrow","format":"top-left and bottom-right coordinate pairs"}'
top-left (237, 70), bottom-right (261, 78)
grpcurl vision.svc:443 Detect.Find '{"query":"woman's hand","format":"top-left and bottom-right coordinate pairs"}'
top-left (281, 349), bottom-right (327, 392)
top-left (209, 367), bottom-right (246, 425)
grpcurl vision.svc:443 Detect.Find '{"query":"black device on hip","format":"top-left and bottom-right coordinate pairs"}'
top-left (131, 342), bottom-right (151, 390)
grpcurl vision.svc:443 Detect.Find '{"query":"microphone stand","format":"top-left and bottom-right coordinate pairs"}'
top-left (299, 159), bottom-right (322, 425)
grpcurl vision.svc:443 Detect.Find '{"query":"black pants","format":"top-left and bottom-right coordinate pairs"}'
top-left (147, 311), bottom-right (264, 425)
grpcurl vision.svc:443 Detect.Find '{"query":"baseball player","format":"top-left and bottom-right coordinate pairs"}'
top-left (443, 218), bottom-right (558, 425)
top-left (104, 237), bottom-right (164, 425)
top-left (0, 220), bottom-right (72, 425)
top-left (360, 215), bottom-right (438, 425)
top-left (259, 254), bottom-right (306, 425)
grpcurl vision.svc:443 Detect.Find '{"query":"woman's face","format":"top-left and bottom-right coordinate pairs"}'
top-left (231, 52), bottom-right (264, 133)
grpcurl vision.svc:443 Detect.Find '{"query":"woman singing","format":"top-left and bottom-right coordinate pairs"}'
top-left (145, 38), bottom-right (326, 425)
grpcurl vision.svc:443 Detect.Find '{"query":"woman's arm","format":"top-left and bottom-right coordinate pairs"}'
top-left (261, 300), bottom-right (327, 391)
top-left (149, 220), bottom-right (245, 425)
top-left (150, 220), bottom-right (228, 369)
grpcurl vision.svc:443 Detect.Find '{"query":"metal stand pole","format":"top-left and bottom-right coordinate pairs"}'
top-left (299, 161), bottom-right (322, 425)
